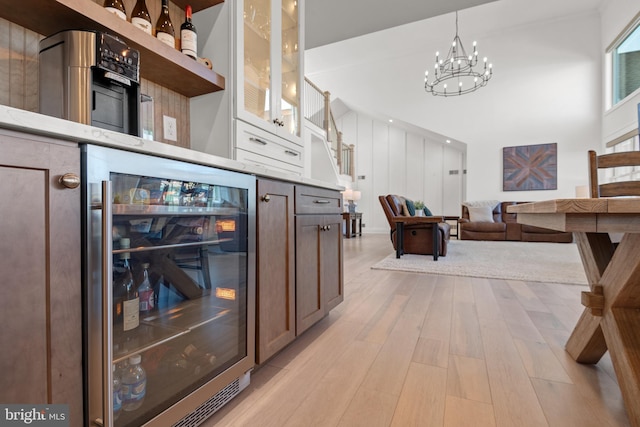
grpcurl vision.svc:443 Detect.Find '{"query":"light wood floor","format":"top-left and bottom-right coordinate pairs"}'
top-left (202, 234), bottom-right (631, 427)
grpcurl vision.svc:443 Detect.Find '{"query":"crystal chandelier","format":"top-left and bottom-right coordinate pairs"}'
top-left (424, 11), bottom-right (493, 97)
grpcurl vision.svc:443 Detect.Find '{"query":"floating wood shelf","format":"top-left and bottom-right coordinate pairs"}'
top-left (0, 0), bottom-right (225, 97)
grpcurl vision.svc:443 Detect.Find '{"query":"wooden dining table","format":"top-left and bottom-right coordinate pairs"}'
top-left (507, 198), bottom-right (640, 426)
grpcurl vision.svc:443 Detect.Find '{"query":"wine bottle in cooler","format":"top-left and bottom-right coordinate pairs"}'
top-left (131, 0), bottom-right (152, 34)
top-left (118, 238), bottom-right (139, 332)
top-left (138, 263), bottom-right (154, 313)
top-left (180, 5), bottom-right (197, 60)
top-left (103, 0), bottom-right (126, 20)
top-left (156, 0), bottom-right (176, 48)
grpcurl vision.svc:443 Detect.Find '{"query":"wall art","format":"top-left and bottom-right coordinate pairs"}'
top-left (503, 143), bottom-right (557, 191)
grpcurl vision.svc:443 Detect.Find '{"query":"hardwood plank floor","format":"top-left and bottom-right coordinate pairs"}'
top-left (202, 234), bottom-right (631, 427)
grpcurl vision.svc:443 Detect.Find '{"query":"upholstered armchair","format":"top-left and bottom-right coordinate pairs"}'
top-left (379, 195), bottom-right (450, 256)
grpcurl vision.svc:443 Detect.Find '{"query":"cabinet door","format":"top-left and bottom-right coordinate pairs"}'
top-left (295, 214), bottom-right (324, 335)
top-left (0, 130), bottom-right (82, 425)
top-left (256, 179), bottom-right (295, 363)
top-left (322, 214), bottom-right (343, 312)
top-left (277, 0), bottom-right (301, 140)
top-left (236, 0), bottom-right (303, 144)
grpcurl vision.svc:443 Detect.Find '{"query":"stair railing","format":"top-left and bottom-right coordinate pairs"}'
top-left (304, 77), bottom-right (355, 181)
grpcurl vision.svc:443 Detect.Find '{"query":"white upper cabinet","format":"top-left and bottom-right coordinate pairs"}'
top-left (234, 0), bottom-right (303, 145)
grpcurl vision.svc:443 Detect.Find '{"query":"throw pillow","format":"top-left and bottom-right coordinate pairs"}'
top-left (405, 199), bottom-right (416, 216)
top-left (468, 205), bottom-right (495, 222)
top-left (423, 206), bottom-right (433, 216)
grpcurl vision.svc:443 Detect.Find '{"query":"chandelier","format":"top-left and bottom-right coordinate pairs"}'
top-left (424, 11), bottom-right (493, 97)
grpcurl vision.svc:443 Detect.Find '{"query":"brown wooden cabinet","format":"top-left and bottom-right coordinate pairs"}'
top-left (0, 129), bottom-right (82, 425)
top-left (294, 186), bottom-right (343, 335)
top-left (255, 179), bottom-right (296, 364)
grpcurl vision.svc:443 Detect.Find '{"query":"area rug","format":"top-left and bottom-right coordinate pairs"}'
top-left (371, 240), bottom-right (588, 285)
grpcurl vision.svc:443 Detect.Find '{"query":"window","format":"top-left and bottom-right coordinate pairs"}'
top-left (611, 18), bottom-right (640, 105)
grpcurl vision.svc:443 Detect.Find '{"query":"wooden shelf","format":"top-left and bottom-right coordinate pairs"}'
top-left (0, 0), bottom-right (225, 97)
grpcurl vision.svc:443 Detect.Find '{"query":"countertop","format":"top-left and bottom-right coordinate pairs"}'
top-left (0, 105), bottom-right (342, 191)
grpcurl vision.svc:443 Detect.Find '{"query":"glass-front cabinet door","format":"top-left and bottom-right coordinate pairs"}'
top-left (279, 0), bottom-right (300, 139)
top-left (110, 174), bottom-right (249, 427)
top-left (84, 145), bottom-right (256, 427)
top-left (238, 0), bottom-right (302, 143)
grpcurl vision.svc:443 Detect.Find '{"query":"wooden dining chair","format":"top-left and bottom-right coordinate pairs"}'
top-left (588, 149), bottom-right (640, 197)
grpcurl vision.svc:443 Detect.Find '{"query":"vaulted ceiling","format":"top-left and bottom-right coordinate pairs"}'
top-left (305, 0), bottom-right (498, 49)
top-left (304, 0), bottom-right (604, 146)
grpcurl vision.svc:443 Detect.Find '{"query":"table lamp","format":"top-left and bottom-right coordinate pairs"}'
top-left (346, 190), bottom-right (361, 213)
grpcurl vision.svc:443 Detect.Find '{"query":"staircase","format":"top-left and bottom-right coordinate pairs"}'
top-left (304, 77), bottom-right (355, 183)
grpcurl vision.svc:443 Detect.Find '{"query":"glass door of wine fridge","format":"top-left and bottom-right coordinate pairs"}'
top-left (82, 145), bottom-right (256, 427)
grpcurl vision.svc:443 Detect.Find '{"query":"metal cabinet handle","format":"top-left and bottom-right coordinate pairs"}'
top-left (326, 225), bottom-right (331, 231)
top-left (261, 194), bottom-right (271, 203)
top-left (284, 150), bottom-right (299, 157)
top-left (313, 199), bottom-right (331, 204)
top-left (59, 173), bottom-right (80, 189)
top-left (101, 181), bottom-right (114, 427)
top-left (249, 137), bottom-right (268, 145)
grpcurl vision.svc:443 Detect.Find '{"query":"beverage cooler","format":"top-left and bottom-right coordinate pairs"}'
top-left (82, 145), bottom-right (256, 427)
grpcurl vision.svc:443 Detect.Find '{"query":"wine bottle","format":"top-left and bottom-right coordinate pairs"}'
top-left (104, 0), bottom-right (126, 20)
top-left (118, 238), bottom-right (139, 332)
top-left (180, 5), bottom-right (197, 60)
top-left (156, 0), bottom-right (176, 48)
top-left (131, 0), bottom-right (152, 35)
top-left (138, 263), bottom-right (154, 313)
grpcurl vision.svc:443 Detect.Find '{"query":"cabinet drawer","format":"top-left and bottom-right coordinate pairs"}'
top-left (295, 185), bottom-right (342, 214)
top-left (236, 121), bottom-right (303, 169)
top-left (236, 148), bottom-right (303, 175)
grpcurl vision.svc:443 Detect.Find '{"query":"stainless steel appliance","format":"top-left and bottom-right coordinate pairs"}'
top-left (39, 30), bottom-right (141, 136)
top-left (82, 144), bottom-right (256, 427)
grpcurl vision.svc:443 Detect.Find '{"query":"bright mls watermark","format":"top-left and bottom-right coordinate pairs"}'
top-left (0, 405), bottom-right (69, 426)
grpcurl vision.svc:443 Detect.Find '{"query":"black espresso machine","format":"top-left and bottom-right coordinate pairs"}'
top-left (39, 30), bottom-right (141, 136)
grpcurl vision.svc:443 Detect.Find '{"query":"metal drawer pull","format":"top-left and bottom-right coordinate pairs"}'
top-left (284, 150), bottom-right (299, 156)
top-left (261, 194), bottom-right (271, 203)
top-left (313, 199), bottom-right (331, 204)
top-left (320, 225), bottom-right (332, 231)
top-left (249, 137), bottom-right (268, 145)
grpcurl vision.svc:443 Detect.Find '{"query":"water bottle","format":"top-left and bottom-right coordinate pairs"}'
top-left (121, 354), bottom-right (146, 411)
top-left (113, 364), bottom-right (122, 420)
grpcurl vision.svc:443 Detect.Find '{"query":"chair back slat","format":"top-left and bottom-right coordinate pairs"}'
top-left (589, 149), bottom-right (640, 198)
top-left (596, 152), bottom-right (640, 169)
top-left (599, 182), bottom-right (640, 197)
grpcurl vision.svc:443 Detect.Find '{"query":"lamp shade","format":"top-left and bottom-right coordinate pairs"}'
top-left (575, 185), bottom-right (589, 198)
top-left (342, 189), bottom-right (354, 200)
top-left (352, 191), bottom-right (361, 201)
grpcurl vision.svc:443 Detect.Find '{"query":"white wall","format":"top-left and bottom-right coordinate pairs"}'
top-left (306, 7), bottom-right (603, 204)
top-left (189, 3), bottom-right (232, 158)
top-left (601, 1), bottom-right (640, 145)
top-left (463, 12), bottom-right (603, 201)
top-left (336, 110), bottom-right (464, 233)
